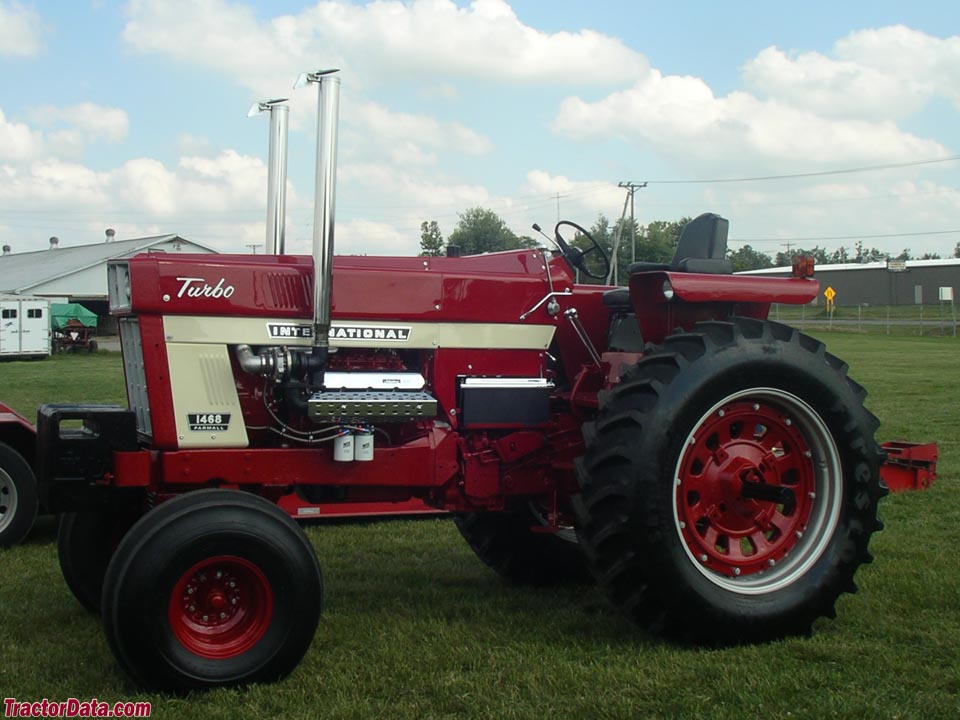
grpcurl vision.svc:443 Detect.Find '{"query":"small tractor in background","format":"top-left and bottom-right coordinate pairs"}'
top-left (0, 72), bottom-right (936, 692)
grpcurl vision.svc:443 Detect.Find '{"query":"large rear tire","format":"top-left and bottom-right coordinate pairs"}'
top-left (0, 442), bottom-right (38, 548)
top-left (101, 490), bottom-right (322, 691)
top-left (455, 505), bottom-right (589, 585)
top-left (575, 318), bottom-right (886, 643)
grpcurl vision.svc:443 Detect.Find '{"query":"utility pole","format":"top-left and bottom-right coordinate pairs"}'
top-left (246, 243), bottom-right (262, 254)
top-left (781, 241), bottom-right (794, 258)
top-left (607, 181), bottom-right (647, 285)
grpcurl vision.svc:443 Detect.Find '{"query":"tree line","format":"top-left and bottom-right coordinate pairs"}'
top-left (421, 208), bottom-right (958, 285)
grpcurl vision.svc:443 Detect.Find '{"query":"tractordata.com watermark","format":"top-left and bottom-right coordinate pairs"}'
top-left (4, 698), bottom-right (151, 718)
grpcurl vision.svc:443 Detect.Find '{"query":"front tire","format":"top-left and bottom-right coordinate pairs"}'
top-left (575, 318), bottom-right (886, 643)
top-left (0, 442), bottom-right (39, 548)
top-left (101, 490), bottom-right (322, 691)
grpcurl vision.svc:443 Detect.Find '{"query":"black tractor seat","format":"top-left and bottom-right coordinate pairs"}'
top-left (629, 213), bottom-right (732, 275)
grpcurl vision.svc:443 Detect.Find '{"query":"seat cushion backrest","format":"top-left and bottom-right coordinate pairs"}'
top-left (670, 213), bottom-right (731, 274)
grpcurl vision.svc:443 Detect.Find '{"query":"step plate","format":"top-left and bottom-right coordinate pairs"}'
top-left (307, 390), bottom-right (438, 421)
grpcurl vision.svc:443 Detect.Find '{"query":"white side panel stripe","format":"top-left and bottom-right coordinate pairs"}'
top-left (162, 316), bottom-right (556, 350)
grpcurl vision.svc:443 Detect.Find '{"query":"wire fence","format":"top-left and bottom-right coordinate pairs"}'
top-left (769, 303), bottom-right (959, 337)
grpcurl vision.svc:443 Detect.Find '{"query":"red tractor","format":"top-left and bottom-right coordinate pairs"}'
top-left (0, 74), bottom-right (904, 692)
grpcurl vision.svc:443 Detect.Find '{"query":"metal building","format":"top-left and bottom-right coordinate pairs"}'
top-left (0, 234), bottom-right (217, 330)
top-left (740, 258), bottom-right (960, 307)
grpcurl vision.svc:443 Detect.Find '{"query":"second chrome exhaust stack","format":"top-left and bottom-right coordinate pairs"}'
top-left (248, 98), bottom-right (290, 255)
top-left (296, 68), bottom-right (341, 373)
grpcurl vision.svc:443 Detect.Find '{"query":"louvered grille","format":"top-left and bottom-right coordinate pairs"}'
top-left (119, 317), bottom-right (152, 438)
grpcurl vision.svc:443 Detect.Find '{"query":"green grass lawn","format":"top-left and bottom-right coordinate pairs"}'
top-left (1, 338), bottom-right (958, 720)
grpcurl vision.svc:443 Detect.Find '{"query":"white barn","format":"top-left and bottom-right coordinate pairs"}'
top-left (0, 234), bottom-right (218, 332)
top-left (0, 234), bottom-right (217, 302)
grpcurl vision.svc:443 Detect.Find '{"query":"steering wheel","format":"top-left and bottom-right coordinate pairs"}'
top-left (554, 221), bottom-right (611, 281)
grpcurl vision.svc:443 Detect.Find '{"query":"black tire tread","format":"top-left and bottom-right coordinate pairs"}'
top-left (454, 506), bottom-right (590, 586)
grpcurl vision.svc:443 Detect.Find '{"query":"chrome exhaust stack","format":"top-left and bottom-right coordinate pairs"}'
top-left (248, 98), bottom-right (290, 255)
top-left (295, 68), bottom-right (341, 376)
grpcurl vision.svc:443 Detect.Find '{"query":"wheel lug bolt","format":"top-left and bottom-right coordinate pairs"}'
top-left (202, 615), bottom-right (209, 621)
top-left (768, 559), bottom-right (776, 567)
top-left (752, 403), bottom-right (760, 411)
top-left (808, 492), bottom-right (816, 499)
top-left (718, 409), bottom-right (725, 417)
top-left (187, 588), bottom-right (194, 595)
top-left (215, 571), bottom-right (222, 579)
top-left (699, 554), bottom-right (708, 563)
top-left (188, 605), bottom-right (195, 612)
top-left (805, 450), bottom-right (812, 458)
top-left (231, 598), bottom-right (238, 605)
top-left (220, 612), bottom-right (227, 619)
top-left (675, 478), bottom-right (682, 486)
top-left (784, 418), bottom-right (792, 426)
top-left (732, 567), bottom-right (741, 576)
top-left (229, 581), bottom-right (236, 588)
top-left (679, 521), bottom-right (686, 529)
top-left (795, 531), bottom-right (804, 539)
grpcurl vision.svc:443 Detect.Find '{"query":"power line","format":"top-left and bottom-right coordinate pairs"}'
top-left (624, 155), bottom-right (960, 185)
top-left (734, 229), bottom-right (960, 244)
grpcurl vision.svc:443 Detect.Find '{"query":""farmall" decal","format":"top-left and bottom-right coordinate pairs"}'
top-left (329, 325), bottom-right (411, 341)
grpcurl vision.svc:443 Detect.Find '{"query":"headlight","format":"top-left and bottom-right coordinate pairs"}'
top-left (662, 279), bottom-right (675, 300)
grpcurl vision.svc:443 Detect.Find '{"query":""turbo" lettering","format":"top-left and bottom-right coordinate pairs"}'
top-left (174, 277), bottom-right (236, 300)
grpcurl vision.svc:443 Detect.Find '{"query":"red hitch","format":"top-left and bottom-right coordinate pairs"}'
top-left (880, 441), bottom-right (938, 492)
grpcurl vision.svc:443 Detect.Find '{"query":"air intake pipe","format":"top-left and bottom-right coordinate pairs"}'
top-left (295, 69), bottom-right (341, 382)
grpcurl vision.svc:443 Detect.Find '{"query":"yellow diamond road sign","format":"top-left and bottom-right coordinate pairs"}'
top-left (824, 286), bottom-right (836, 301)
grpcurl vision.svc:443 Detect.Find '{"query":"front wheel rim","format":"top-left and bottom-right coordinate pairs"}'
top-left (0, 468), bottom-right (18, 534)
top-left (673, 388), bottom-right (843, 595)
top-left (168, 555), bottom-right (274, 659)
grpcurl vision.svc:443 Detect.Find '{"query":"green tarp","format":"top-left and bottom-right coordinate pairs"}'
top-left (50, 303), bottom-right (98, 330)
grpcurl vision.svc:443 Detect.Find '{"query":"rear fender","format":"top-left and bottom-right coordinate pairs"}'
top-left (629, 271), bottom-right (819, 345)
top-left (0, 402), bottom-right (36, 469)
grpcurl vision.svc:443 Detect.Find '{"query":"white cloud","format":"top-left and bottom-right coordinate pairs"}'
top-left (123, 0), bottom-right (648, 88)
top-left (522, 170), bottom-right (624, 221)
top-left (30, 103), bottom-right (130, 143)
top-left (334, 218), bottom-right (414, 256)
top-left (553, 69), bottom-right (949, 171)
top-left (418, 82), bottom-right (460, 102)
top-left (0, 111), bottom-right (295, 253)
top-left (743, 26), bottom-right (960, 118)
top-left (67, 103), bottom-right (129, 142)
top-left (0, 1), bottom-right (44, 57)
top-left (353, 101), bottom-right (493, 157)
top-left (0, 108), bottom-right (44, 161)
top-left (176, 133), bottom-right (213, 154)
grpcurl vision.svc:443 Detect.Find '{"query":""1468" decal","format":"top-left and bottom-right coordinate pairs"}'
top-left (187, 413), bottom-right (231, 432)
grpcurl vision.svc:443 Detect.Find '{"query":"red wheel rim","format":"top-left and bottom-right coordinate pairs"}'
top-left (168, 555), bottom-right (274, 659)
top-left (676, 398), bottom-right (817, 579)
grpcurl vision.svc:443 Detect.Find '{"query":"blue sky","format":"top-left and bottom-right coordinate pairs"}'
top-left (1, 0), bottom-right (958, 259)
